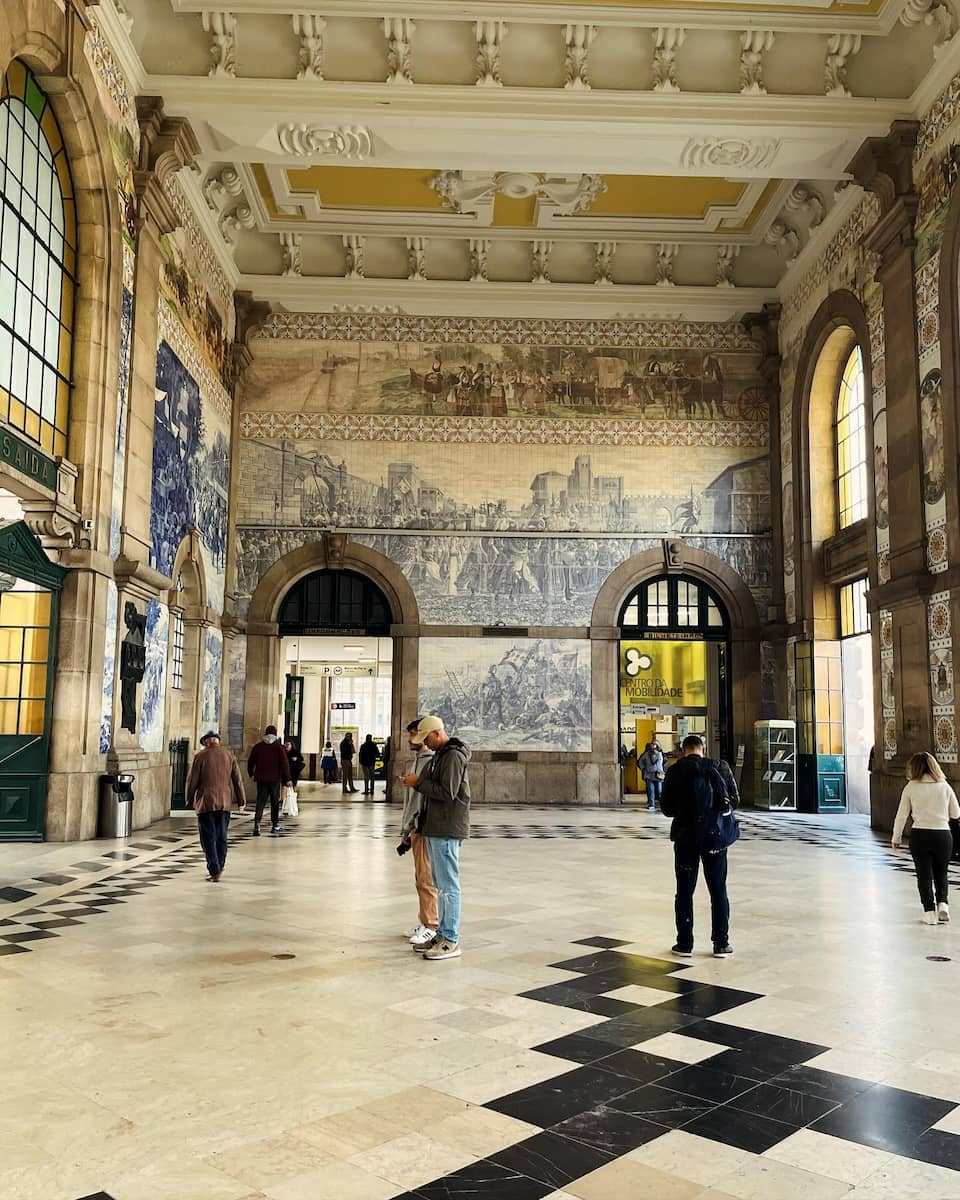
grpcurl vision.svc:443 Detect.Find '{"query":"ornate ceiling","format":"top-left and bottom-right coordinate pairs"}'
top-left (96, 0), bottom-right (959, 318)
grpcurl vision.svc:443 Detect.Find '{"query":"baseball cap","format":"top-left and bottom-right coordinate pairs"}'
top-left (200, 730), bottom-right (220, 745)
top-left (416, 715), bottom-right (445, 738)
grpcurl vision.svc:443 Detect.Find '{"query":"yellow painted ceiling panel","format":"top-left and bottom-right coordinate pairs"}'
top-left (493, 192), bottom-right (539, 227)
top-left (284, 166), bottom-right (446, 211)
top-left (583, 176), bottom-right (746, 220)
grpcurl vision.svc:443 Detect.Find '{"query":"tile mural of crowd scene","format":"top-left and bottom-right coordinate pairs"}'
top-left (243, 339), bottom-right (769, 423)
top-left (234, 527), bottom-right (772, 627)
top-left (418, 638), bottom-right (592, 752)
top-left (152, 341), bottom-right (230, 611)
top-left (237, 438), bottom-right (770, 537)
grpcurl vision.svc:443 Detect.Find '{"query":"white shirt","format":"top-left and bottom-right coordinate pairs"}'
top-left (892, 779), bottom-right (960, 842)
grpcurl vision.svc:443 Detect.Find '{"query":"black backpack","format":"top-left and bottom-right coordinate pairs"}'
top-left (692, 758), bottom-right (741, 855)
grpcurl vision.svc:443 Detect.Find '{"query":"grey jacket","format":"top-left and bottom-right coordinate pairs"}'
top-left (415, 738), bottom-right (472, 839)
top-left (401, 747), bottom-right (434, 835)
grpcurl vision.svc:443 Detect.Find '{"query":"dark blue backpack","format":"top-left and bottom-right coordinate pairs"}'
top-left (693, 759), bottom-right (741, 855)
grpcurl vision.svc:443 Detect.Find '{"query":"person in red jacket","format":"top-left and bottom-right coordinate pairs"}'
top-left (247, 724), bottom-right (292, 836)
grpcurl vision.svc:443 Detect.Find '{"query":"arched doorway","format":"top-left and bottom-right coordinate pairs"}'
top-left (618, 574), bottom-right (732, 797)
top-left (275, 569), bottom-right (394, 790)
top-left (244, 541), bottom-right (421, 798)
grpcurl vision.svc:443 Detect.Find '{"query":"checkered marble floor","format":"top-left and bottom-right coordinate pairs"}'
top-left (2, 802), bottom-right (960, 1199)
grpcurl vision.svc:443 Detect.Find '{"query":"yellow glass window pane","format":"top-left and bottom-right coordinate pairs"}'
top-left (40, 104), bottom-right (62, 156)
top-left (20, 663), bottom-right (46, 699)
top-left (57, 326), bottom-right (70, 375)
top-left (0, 628), bottom-right (23, 660)
top-left (0, 700), bottom-right (18, 734)
top-left (8, 395), bottom-right (25, 431)
top-left (63, 243), bottom-right (76, 278)
top-left (5, 60), bottom-right (27, 97)
top-left (39, 419), bottom-right (53, 455)
top-left (53, 429), bottom-right (66, 457)
top-left (24, 408), bottom-right (40, 442)
top-left (23, 627), bottom-right (48, 661)
top-left (61, 195), bottom-right (76, 248)
top-left (0, 662), bottom-right (21, 695)
top-left (18, 699), bottom-right (44, 734)
top-left (0, 590), bottom-right (50, 626)
top-left (60, 273), bottom-right (74, 324)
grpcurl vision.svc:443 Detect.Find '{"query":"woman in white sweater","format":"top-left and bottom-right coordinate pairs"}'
top-left (892, 752), bottom-right (960, 924)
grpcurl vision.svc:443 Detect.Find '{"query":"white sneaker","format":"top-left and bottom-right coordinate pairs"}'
top-left (410, 926), bottom-right (436, 947)
top-left (939, 902), bottom-right (951, 923)
top-left (924, 909), bottom-right (939, 925)
top-left (407, 924), bottom-right (424, 942)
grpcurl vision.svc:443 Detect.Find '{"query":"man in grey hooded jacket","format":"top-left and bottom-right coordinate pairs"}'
top-left (402, 715), bottom-right (471, 961)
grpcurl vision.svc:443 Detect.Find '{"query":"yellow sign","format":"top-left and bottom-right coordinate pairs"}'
top-left (620, 640), bottom-right (707, 709)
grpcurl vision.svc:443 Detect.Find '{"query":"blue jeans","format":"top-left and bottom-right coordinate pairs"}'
top-left (645, 778), bottom-right (663, 808)
top-left (674, 842), bottom-right (729, 949)
top-left (426, 837), bottom-right (462, 944)
top-left (198, 810), bottom-right (230, 877)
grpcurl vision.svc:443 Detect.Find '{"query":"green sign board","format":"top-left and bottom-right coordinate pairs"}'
top-left (0, 428), bottom-right (56, 490)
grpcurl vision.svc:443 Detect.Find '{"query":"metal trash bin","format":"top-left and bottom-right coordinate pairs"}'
top-left (98, 773), bottom-right (135, 838)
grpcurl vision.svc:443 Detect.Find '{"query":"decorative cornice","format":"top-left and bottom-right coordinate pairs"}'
top-left (134, 96), bottom-right (199, 235)
top-left (239, 411), bottom-right (768, 449)
top-left (846, 120), bottom-right (920, 214)
top-left (256, 310), bottom-right (758, 350)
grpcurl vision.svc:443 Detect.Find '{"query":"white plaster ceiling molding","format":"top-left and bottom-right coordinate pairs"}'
top-left (468, 237), bottom-right (490, 281)
top-left (531, 238), bottom-right (552, 283)
top-left (652, 27), bottom-right (685, 93)
top-left (275, 123), bottom-right (374, 160)
top-left (716, 244), bottom-right (739, 287)
top-left (279, 230), bottom-right (302, 276)
top-left (824, 33), bottom-right (861, 97)
top-left (655, 242), bottom-right (679, 286)
top-left (384, 16), bottom-right (416, 84)
top-left (291, 14), bottom-right (325, 80)
top-left (475, 19), bottom-right (507, 86)
top-left (900, 0), bottom-right (957, 56)
top-left (202, 163), bottom-right (258, 243)
top-left (406, 235), bottom-right (427, 279)
top-left (428, 170), bottom-right (606, 224)
top-left (680, 136), bottom-right (781, 172)
top-left (201, 11), bottom-right (238, 78)
top-left (563, 22), bottom-right (597, 89)
top-left (739, 30), bottom-right (775, 95)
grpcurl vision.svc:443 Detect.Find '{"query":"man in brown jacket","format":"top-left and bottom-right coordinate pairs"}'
top-left (247, 724), bottom-right (292, 836)
top-left (187, 731), bottom-right (246, 881)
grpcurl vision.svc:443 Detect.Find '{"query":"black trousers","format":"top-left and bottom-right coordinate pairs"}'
top-left (910, 827), bottom-right (952, 910)
top-left (674, 842), bottom-right (730, 950)
top-left (255, 780), bottom-right (282, 827)
top-left (198, 810), bottom-right (230, 876)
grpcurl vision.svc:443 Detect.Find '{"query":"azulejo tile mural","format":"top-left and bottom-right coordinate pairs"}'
top-left (151, 340), bottom-right (229, 612)
top-left (139, 600), bottom-right (169, 755)
top-left (237, 437), bottom-right (769, 538)
top-left (202, 629), bottom-right (223, 729)
top-left (99, 580), bottom-right (118, 755)
top-left (418, 638), bottom-right (592, 752)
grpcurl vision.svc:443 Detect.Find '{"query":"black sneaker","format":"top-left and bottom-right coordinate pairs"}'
top-left (713, 944), bottom-right (734, 958)
top-left (271, 824), bottom-right (281, 835)
top-left (252, 824), bottom-right (261, 837)
top-left (671, 944), bottom-right (693, 957)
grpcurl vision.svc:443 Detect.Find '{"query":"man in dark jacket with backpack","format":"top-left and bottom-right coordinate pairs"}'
top-left (661, 734), bottom-right (735, 959)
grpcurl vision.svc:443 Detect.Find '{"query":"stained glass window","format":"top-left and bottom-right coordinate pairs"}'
top-left (836, 346), bottom-right (867, 529)
top-left (0, 60), bottom-right (74, 459)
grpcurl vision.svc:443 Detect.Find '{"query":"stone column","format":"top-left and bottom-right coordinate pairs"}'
top-left (849, 122), bottom-right (932, 825)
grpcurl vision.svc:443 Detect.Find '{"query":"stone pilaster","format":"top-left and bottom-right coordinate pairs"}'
top-left (849, 122), bottom-right (933, 823)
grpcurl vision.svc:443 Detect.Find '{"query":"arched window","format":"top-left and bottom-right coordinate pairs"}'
top-left (619, 574), bottom-right (728, 637)
top-left (836, 345), bottom-right (867, 529)
top-left (0, 61), bottom-right (75, 460)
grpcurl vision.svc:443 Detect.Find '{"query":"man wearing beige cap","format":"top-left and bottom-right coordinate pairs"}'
top-left (402, 715), bottom-right (471, 960)
top-left (186, 731), bottom-right (246, 882)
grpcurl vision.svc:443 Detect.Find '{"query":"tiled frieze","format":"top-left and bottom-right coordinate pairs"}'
top-left (928, 590), bottom-right (957, 763)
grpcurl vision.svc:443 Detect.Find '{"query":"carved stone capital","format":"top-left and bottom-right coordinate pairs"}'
top-left (234, 291), bottom-right (273, 345)
top-left (743, 302), bottom-right (782, 387)
top-left (847, 121), bottom-right (920, 215)
top-left (864, 195), bottom-right (920, 274)
top-left (226, 342), bottom-right (254, 391)
top-left (135, 97), bottom-right (200, 235)
top-left (19, 457), bottom-right (82, 552)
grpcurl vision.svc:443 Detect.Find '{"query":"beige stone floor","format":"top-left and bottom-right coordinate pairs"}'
top-left (1, 802), bottom-right (960, 1199)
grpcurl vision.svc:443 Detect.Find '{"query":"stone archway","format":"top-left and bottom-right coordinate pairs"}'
top-left (243, 537), bottom-right (420, 770)
top-left (591, 544), bottom-right (763, 774)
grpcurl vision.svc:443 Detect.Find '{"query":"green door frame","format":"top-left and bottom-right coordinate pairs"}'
top-left (0, 521), bottom-right (65, 841)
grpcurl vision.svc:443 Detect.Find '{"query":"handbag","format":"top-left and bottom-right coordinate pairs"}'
top-left (281, 786), bottom-right (299, 817)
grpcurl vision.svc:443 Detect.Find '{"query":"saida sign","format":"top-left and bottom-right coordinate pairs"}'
top-left (620, 640), bottom-right (707, 708)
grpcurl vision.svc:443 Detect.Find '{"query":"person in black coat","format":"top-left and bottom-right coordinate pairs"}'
top-left (283, 739), bottom-right (305, 788)
top-left (358, 733), bottom-right (379, 795)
